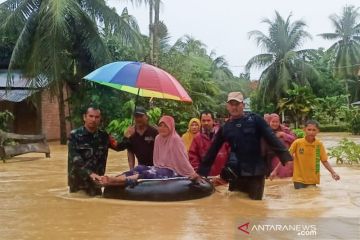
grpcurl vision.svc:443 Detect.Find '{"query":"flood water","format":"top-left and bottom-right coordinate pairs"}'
top-left (0, 133), bottom-right (359, 239)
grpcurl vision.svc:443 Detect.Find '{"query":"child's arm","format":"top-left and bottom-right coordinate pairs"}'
top-left (321, 161), bottom-right (340, 180)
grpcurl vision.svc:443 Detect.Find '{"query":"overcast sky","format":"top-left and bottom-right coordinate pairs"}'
top-left (107, 0), bottom-right (359, 78)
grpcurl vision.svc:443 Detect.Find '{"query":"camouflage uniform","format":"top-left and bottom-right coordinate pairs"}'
top-left (68, 126), bottom-right (113, 196)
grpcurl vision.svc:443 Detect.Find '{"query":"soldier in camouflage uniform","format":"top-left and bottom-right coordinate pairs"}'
top-left (68, 106), bottom-right (117, 196)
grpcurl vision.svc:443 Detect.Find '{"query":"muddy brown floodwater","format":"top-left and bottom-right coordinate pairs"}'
top-left (0, 133), bottom-right (359, 239)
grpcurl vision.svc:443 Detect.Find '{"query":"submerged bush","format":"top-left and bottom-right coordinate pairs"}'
top-left (292, 128), bottom-right (304, 138)
top-left (349, 110), bottom-right (360, 135)
top-left (0, 110), bottom-right (14, 131)
top-left (319, 124), bottom-right (349, 132)
top-left (328, 138), bottom-right (360, 165)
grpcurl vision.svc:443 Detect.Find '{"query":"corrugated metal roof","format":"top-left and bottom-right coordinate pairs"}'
top-left (0, 70), bottom-right (44, 102)
top-left (0, 70), bottom-right (28, 88)
top-left (0, 90), bottom-right (37, 102)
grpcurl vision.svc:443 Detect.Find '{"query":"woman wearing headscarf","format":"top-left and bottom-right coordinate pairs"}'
top-left (181, 118), bottom-right (201, 151)
top-left (99, 116), bottom-right (200, 186)
top-left (268, 113), bottom-right (296, 179)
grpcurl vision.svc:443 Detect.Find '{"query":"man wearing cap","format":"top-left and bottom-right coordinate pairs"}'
top-left (115, 106), bottom-right (158, 169)
top-left (198, 92), bottom-right (292, 200)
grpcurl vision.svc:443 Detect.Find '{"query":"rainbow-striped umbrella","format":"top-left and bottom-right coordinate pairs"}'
top-left (83, 61), bottom-right (192, 102)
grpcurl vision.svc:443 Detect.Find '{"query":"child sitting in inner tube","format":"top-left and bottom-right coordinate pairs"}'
top-left (98, 115), bottom-right (203, 187)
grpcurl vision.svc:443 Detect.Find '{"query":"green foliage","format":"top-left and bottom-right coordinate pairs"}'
top-left (246, 11), bottom-right (319, 104)
top-left (292, 128), bottom-right (305, 138)
top-left (0, 110), bottom-right (14, 131)
top-left (103, 7), bottom-right (146, 62)
top-left (147, 107), bottom-right (162, 125)
top-left (105, 36), bottom-right (144, 62)
top-left (106, 118), bottom-right (132, 141)
top-left (249, 90), bottom-right (276, 115)
top-left (67, 32), bottom-right (244, 137)
top-left (312, 95), bottom-right (349, 124)
top-left (328, 138), bottom-right (360, 165)
top-left (0, 110), bottom-right (15, 146)
top-left (306, 48), bottom-right (346, 98)
top-left (278, 83), bottom-right (316, 127)
top-left (319, 5), bottom-right (360, 102)
top-left (1, 0), bottom-right (144, 144)
top-left (152, 99), bottom-right (196, 134)
top-left (0, 6), bottom-right (22, 68)
top-left (106, 107), bottom-right (162, 141)
top-left (347, 108), bottom-right (360, 135)
top-left (0, 0), bottom-right (117, 93)
top-left (319, 124), bottom-right (349, 132)
top-left (6, 1), bottom-right (360, 144)
top-left (158, 35), bottom-right (251, 130)
top-left (160, 37), bottom-right (220, 113)
top-left (67, 83), bottom-right (134, 128)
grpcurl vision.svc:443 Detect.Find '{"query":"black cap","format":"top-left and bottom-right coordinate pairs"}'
top-left (134, 106), bottom-right (147, 115)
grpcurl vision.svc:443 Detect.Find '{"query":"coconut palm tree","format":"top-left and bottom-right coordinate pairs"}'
top-left (171, 35), bottom-right (208, 56)
top-left (0, 0), bottom-right (142, 143)
top-left (103, 7), bottom-right (144, 58)
top-left (318, 5), bottom-right (360, 102)
top-left (246, 11), bottom-right (318, 103)
top-left (210, 54), bottom-right (234, 81)
top-left (125, 0), bottom-right (162, 65)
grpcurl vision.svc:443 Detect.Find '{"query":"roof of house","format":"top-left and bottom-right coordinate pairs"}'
top-left (0, 70), bottom-right (46, 102)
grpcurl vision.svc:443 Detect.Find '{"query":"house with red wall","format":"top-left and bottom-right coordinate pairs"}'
top-left (0, 70), bottom-right (71, 140)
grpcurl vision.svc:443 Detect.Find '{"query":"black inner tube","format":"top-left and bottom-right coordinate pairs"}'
top-left (103, 178), bottom-right (214, 201)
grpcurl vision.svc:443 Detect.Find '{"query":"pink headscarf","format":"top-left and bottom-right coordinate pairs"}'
top-left (153, 115), bottom-right (196, 177)
top-left (269, 113), bottom-right (296, 145)
top-left (269, 113), bottom-right (280, 119)
top-left (269, 113), bottom-right (281, 130)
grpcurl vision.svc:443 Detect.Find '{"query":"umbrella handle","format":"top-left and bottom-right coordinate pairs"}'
top-left (131, 88), bottom-right (141, 125)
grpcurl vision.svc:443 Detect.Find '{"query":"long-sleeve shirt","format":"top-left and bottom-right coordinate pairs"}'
top-left (189, 127), bottom-right (230, 176)
top-left (198, 113), bottom-right (292, 177)
top-left (68, 126), bottom-right (114, 188)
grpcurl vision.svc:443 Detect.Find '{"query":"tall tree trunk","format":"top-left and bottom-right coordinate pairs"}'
top-left (58, 83), bottom-right (67, 144)
top-left (149, 0), bottom-right (154, 64)
top-left (66, 84), bottom-right (73, 130)
top-left (344, 79), bottom-right (350, 106)
top-left (355, 75), bottom-right (360, 102)
top-left (153, 0), bottom-right (160, 66)
top-left (294, 111), bottom-right (299, 129)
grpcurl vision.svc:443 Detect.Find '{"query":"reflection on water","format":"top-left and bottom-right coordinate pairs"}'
top-left (0, 133), bottom-right (359, 239)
